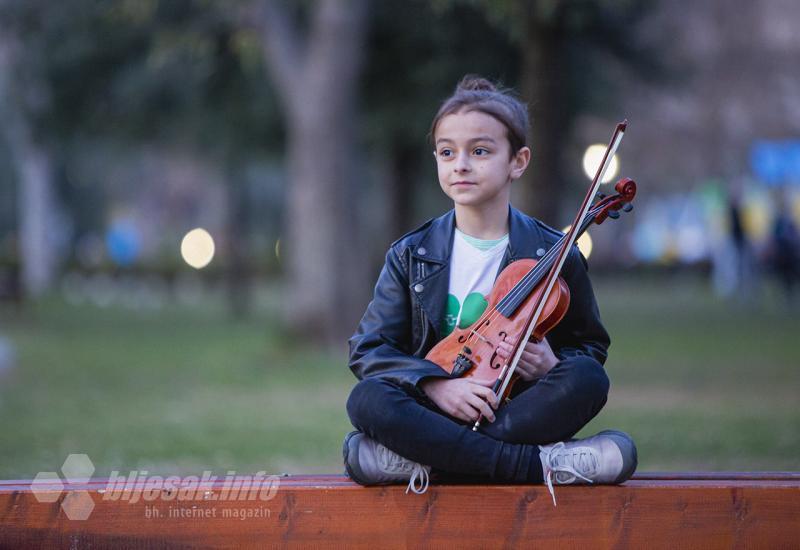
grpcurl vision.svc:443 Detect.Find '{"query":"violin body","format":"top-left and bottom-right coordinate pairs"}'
top-left (425, 258), bottom-right (570, 396)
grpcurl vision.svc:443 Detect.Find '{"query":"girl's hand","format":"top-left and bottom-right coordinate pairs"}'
top-left (495, 336), bottom-right (558, 382)
top-left (419, 378), bottom-right (499, 423)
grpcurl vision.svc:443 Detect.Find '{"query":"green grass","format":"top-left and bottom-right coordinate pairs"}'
top-left (0, 296), bottom-right (354, 478)
top-left (0, 274), bottom-right (798, 478)
top-left (579, 273), bottom-right (800, 470)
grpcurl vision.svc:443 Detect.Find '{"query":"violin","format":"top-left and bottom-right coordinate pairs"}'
top-left (425, 122), bottom-right (636, 430)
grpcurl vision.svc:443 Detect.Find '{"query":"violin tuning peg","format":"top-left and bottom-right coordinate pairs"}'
top-left (608, 210), bottom-right (621, 219)
top-left (622, 203), bottom-right (634, 213)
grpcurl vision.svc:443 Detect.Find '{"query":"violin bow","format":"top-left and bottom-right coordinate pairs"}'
top-left (474, 120), bottom-right (627, 431)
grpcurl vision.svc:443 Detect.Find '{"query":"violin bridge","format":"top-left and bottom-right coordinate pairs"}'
top-left (470, 330), bottom-right (493, 346)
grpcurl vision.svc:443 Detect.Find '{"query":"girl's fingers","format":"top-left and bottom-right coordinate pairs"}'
top-left (522, 349), bottom-right (546, 368)
top-left (475, 386), bottom-right (499, 408)
top-left (457, 402), bottom-right (476, 422)
top-left (466, 394), bottom-right (495, 422)
top-left (515, 366), bottom-right (533, 380)
top-left (515, 357), bottom-right (539, 380)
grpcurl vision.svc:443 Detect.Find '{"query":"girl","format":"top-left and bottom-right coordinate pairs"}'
top-left (344, 75), bottom-right (636, 503)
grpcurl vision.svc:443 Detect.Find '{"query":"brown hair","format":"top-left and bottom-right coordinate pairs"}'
top-left (429, 75), bottom-right (529, 157)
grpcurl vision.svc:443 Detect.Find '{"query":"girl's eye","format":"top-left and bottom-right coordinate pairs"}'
top-left (439, 148), bottom-right (453, 157)
top-left (473, 147), bottom-right (489, 156)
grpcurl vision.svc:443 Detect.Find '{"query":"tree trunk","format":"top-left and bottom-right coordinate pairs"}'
top-left (518, 12), bottom-right (569, 227)
top-left (15, 144), bottom-right (57, 297)
top-left (0, 28), bottom-right (58, 299)
top-left (255, 0), bottom-right (369, 345)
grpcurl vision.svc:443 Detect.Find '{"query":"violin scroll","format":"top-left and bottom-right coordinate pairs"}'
top-left (616, 177), bottom-right (636, 201)
top-left (593, 177), bottom-right (637, 224)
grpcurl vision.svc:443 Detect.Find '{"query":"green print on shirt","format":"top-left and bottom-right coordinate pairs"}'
top-left (440, 292), bottom-right (489, 337)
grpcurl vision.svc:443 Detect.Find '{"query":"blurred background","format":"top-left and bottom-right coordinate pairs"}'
top-left (0, 0), bottom-right (798, 478)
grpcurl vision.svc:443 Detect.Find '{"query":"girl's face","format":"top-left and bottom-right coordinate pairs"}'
top-left (434, 110), bottom-right (529, 211)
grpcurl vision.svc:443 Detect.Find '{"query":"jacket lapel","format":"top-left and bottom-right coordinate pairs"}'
top-left (410, 210), bottom-right (454, 342)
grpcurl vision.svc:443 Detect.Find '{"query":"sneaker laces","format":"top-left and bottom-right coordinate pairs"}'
top-left (405, 464), bottom-right (430, 495)
top-left (376, 445), bottom-right (430, 495)
top-left (541, 441), bottom-right (597, 506)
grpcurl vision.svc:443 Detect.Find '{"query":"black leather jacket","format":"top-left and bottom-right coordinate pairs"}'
top-left (348, 206), bottom-right (610, 394)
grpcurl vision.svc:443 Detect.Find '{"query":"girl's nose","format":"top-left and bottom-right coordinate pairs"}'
top-left (454, 152), bottom-right (471, 172)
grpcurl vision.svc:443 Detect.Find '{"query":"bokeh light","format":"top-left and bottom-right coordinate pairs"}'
top-left (582, 144), bottom-right (619, 183)
top-left (180, 228), bottom-right (215, 269)
top-left (562, 225), bottom-right (593, 259)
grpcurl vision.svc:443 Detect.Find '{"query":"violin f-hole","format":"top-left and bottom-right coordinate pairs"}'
top-left (490, 331), bottom-right (507, 369)
top-left (489, 349), bottom-right (502, 370)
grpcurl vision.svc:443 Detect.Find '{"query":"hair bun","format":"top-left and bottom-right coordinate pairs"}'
top-left (457, 74), bottom-right (497, 93)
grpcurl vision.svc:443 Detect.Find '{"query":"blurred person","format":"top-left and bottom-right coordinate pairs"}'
top-left (343, 75), bottom-right (636, 504)
top-left (727, 187), bottom-right (757, 301)
top-left (768, 197), bottom-right (800, 304)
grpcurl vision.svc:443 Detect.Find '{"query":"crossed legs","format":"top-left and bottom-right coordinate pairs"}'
top-left (346, 356), bottom-right (609, 483)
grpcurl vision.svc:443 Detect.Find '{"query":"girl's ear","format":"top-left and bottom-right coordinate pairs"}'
top-left (510, 146), bottom-right (531, 180)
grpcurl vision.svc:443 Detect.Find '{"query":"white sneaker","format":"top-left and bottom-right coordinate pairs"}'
top-left (343, 431), bottom-right (431, 494)
top-left (539, 430), bottom-right (637, 506)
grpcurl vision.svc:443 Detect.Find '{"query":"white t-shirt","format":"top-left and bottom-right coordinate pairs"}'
top-left (440, 228), bottom-right (508, 337)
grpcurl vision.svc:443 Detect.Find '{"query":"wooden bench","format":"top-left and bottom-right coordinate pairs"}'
top-left (2, 472), bottom-right (799, 548)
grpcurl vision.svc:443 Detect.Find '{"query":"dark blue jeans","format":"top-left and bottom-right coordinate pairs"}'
top-left (346, 356), bottom-right (609, 484)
